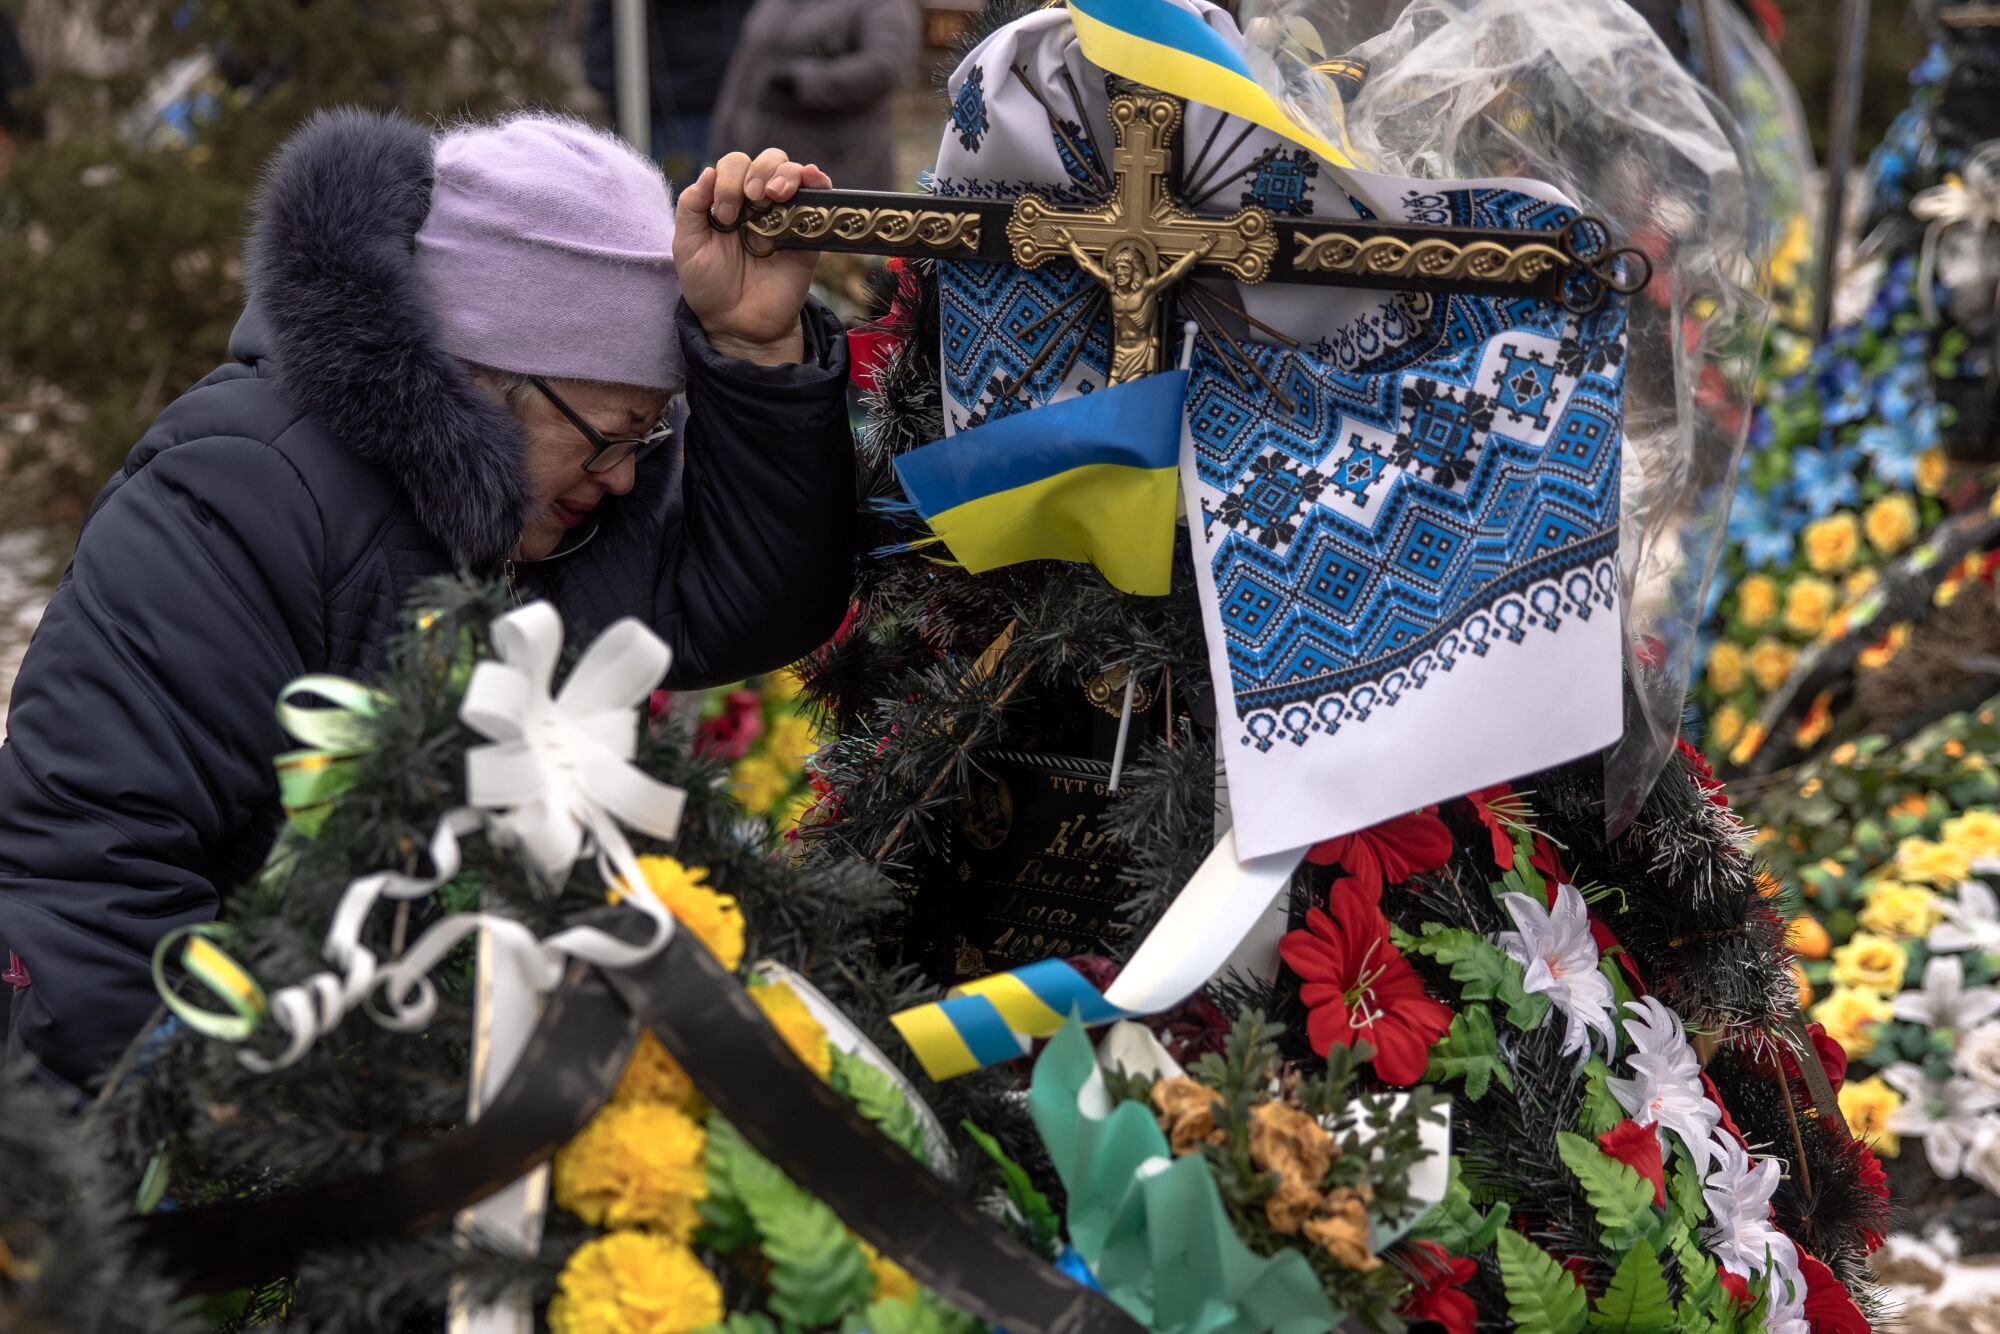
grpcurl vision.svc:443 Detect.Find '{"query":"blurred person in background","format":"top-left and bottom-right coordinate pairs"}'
top-left (711, 0), bottom-right (919, 193)
top-left (583, 0), bottom-right (744, 180)
top-left (0, 111), bottom-right (858, 1094)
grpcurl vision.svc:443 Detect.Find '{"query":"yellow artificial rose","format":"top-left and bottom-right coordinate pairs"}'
top-left (1736, 574), bottom-right (1780, 628)
top-left (1830, 933), bottom-right (1908, 993)
top-left (1865, 493), bottom-right (1920, 556)
top-left (1917, 447), bottom-right (1948, 497)
top-left (1748, 639), bottom-right (1798, 693)
top-left (1711, 705), bottom-right (1746, 751)
top-left (1786, 915), bottom-right (1831, 960)
top-left (1894, 836), bottom-right (1973, 887)
top-left (1707, 642), bottom-right (1747, 694)
top-left (1942, 809), bottom-right (2000, 861)
top-left (1856, 879), bottom-right (1942, 937)
top-left (1810, 986), bottom-right (1894, 1060)
top-left (1803, 512), bottom-right (1862, 573)
top-left (1843, 568), bottom-right (1878, 603)
top-left (1782, 577), bottom-right (1837, 638)
top-left (548, 1231), bottom-right (722, 1334)
top-left (1838, 1074), bottom-right (1903, 1157)
top-left (1794, 691), bottom-right (1834, 748)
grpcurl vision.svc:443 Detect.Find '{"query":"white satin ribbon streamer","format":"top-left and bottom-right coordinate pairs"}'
top-left (246, 602), bottom-right (689, 1070)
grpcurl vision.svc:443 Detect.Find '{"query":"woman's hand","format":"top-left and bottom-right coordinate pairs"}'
top-left (675, 148), bottom-right (832, 365)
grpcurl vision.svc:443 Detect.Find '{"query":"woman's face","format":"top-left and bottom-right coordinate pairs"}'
top-left (505, 377), bottom-right (668, 560)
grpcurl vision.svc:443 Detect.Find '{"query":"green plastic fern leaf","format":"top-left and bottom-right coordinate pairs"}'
top-left (1424, 1005), bottom-right (1513, 1101)
top-left (1496, 1228), bottom-right (1588, 1334)
top-left (830, 1047), bottom-right (931, 1165)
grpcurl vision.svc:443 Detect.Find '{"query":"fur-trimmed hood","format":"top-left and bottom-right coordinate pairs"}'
top-left (244, 108), bottom-right (569, 570)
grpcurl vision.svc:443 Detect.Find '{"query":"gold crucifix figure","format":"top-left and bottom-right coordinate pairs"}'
top-left (1007, 88), bottom-right (1277, 383)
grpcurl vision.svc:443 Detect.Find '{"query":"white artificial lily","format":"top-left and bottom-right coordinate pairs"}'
top-left (1883, 1061), bottom-right (2000, 1177)
top-left (1701, 1135), bottom-right (1798, 1281)
top-left (1605, 996), bottom-right (1723, 1181)
top-left (1496, 882), bottom-right (1617, 1065)
top-left (1928, 878), bottom-right (2000, 954)
top-left (1892, 954), bottom-right (2000, 1033)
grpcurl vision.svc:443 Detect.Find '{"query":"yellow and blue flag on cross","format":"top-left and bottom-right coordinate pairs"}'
top-left (1067, 0), bottom-right (1361, 174)
top-left (890, 958), bottom-right (1134, 1082)
top-left (890, 368), bottom-right (1188, 597)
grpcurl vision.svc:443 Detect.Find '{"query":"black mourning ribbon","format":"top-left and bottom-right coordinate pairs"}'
top-left (134, 908), bottom-right (1146, 1334)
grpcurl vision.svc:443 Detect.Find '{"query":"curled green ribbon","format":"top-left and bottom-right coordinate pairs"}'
top-left (274, 674), bottom-right (389, 836)
top-left (151, 924), bottom-right (267, 1042)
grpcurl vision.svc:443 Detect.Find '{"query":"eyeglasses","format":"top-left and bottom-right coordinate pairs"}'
top-left (528, 376), bottom-right (673, 474)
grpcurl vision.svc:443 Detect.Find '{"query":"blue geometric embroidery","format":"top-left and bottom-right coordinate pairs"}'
top-left (1185, 185), bottom-right (1627, 748)
top-left (1052, 118), bottom-right (1105, 188)
top-left (939, 258), bottom-right (1112, 419)
top-left (1241, 149), bottom-right (1318, 216)
top-left (953, 67), bottom-right (989, 152)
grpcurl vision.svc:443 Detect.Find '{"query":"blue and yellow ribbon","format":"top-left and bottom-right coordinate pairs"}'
top-left (1067, 0), bottom-right (1360, 172)
top-left (273, 675), bottom-right (389, 836)
top-left (890, 959), bottom-right (1133, 1081)
top-left (150, 924), bottom-right (267, 1042)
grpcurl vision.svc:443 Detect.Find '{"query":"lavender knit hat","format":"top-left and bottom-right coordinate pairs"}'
top-left (413, 113), bottom-right (686, 392)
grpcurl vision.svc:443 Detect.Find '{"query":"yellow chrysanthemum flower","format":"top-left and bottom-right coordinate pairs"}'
top-left (612, 1030), bottom-right (704, 1115)
top-left (1782, 577), bottom-right (1837, 638)
top-left (553, 1102), bottom-right (708, 1235)
top-left (1942, 808), bottom-right (2000, 862)
top-left (1707, 642), bottom-right (1747, 694)
top-left (619, 856), bottom-right (743, 969)
top-left (859, 1238), bottom-right (920, 1302)
top-left (767, 668), bottom-right (806, 700)
top-left (1856, 879), bottom-right (1942, 938)
top-left (1711, 705), bottom-right (1746, 750)
top-left (1803, 512), bottom-right (1862, 574)
top-left (765, 713), bottom-right (818, 765)
top-left (752, 980), bottom-right (833, 1079)
top-left (731, 753), bottom-right (794, 816)
top-left (1917, 447), bottom-right (1948, 497)
top-left (1894, 836), bottom-right (1973, 887)
top-left (1747, 639), bottom-right (1797, 693)
top-left (548, 1231), bottom-right (722, 1334)
top-left (1838, 1074), bottom-right (1903, 1157)
top-left (1829, 933), bottom-right (1907, 994)
top-left (1736, 574), bottom-right (1779, 629)
top-left (1810, 986), bottom-right (1893, 1060)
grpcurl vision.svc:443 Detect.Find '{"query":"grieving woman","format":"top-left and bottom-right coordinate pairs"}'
top-left (0, 110), bottom-right (857, 1092)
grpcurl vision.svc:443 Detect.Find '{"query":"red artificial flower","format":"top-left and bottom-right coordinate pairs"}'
top-left (1278, 877), bottom-right (1452, 1084)
top-left (1305, 808), bottom-right (1454, 895)
top-left (1717, 1268), bottom-right (1754, 1310)
top-left (1597, 1119), bottom-right (1666, 1206)
top-left (1841, 1133), bottom-right (1890, 1253)
top-left (1397, 1240), bottom-right (1475, 1334)
top-left (1779, 1021), bottom-right (1848, 1097)
top-left (1464, 783), bottom-right (1566, 881)
top-left (694, 689), bottom-right (765, 762)
top-left (1678, 738), bottom-right (1730, 808)
top-left (1800, 1252), bottom-right (1870, 1334)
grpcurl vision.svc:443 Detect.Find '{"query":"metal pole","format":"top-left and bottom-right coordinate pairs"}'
top-left (612, 0), bottom-right (650, 158)
top-left (1813, 0), bottom-right (1871, 339)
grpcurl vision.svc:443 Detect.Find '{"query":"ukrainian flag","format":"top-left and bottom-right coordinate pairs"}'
top-left (1067, 0), bottom-right (1360, 173)
top-left (891, 370), bottom-right (1188, 597)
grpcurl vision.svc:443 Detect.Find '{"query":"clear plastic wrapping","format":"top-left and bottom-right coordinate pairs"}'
top-left (1239, 0), bottom-right (1772, 825)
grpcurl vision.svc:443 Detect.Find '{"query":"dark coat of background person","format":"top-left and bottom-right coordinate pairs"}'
top-left (582, 0), bottom-right (746, 169)
top-left (709, 0), bottom-right (920, 193)
top-left (0, 109), bottom-right (857, 1094)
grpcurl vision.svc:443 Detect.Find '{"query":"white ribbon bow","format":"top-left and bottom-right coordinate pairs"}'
top-left (249, 602), bottom-right (689, 1070)
top-left (1911, 142), bottom-right (2000, 326)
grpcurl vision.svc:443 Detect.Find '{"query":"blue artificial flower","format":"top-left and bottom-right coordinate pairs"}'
top-left (1746, 407), bottom-right (1774, 453)
top-left (1790, 443), bottom-right (1864, 517)
top-left (1727, 484), bottom-right (1796, 569)
top-left (1818, 357), bottom-right (1871, 426)
top-left (1874, 360), bottom-right (1926, 426)
top-left (1914, 43), bottom-right (1950, 86)
top-left (1858, 402), bottom-right (1940, 489)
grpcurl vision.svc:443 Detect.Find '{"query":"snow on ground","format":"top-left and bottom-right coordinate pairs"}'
top-left (1874, 1231), bottom-right (2000, 1330)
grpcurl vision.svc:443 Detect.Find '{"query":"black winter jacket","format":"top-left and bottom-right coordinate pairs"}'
top-left (0, 110), bottom-right (856, 1091)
